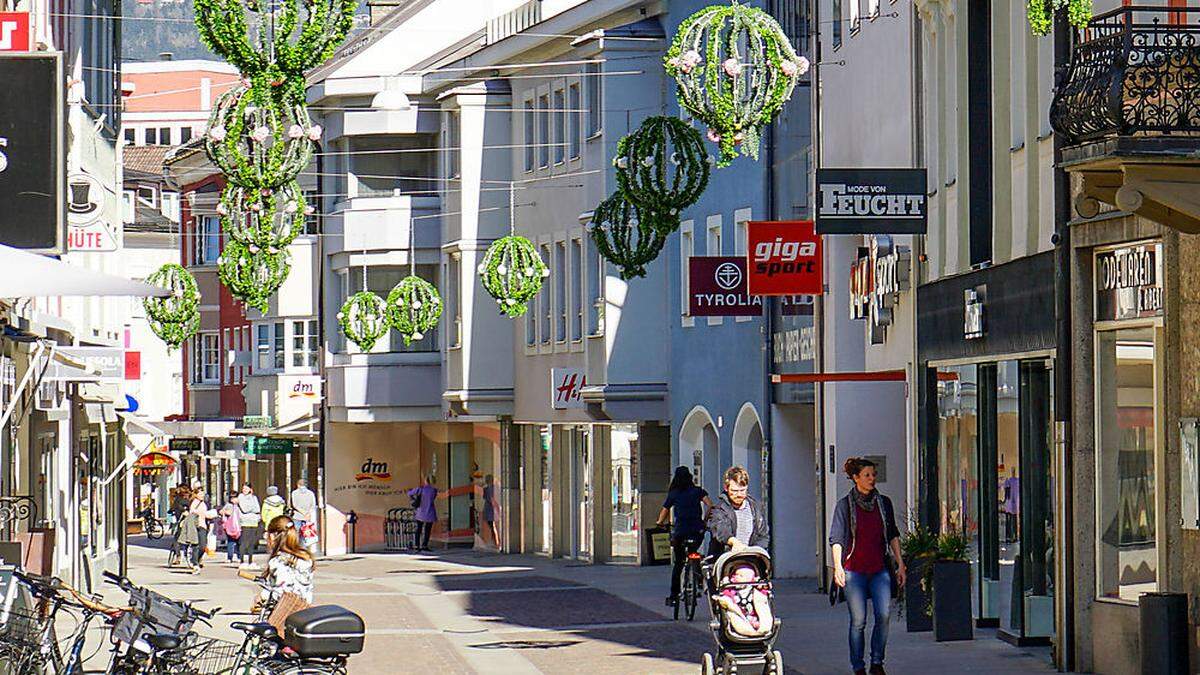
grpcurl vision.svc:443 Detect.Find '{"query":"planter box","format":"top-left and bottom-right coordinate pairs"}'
top-left (932, 559), bottom-right (973, 642)
top-left (904, 556), bottom-right (932, 632)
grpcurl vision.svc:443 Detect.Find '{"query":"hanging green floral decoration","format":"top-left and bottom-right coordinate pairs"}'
top-left (477, 235), bottom-right (549, 318)
top-left (588, 192), bottom-right (667, 281)
top-left (219, 181), bottom-right (308, 248)
top-left (194, 0), bottom-right (358, 97)
top-left (1026, 0), bottom-right (1091, 36)
top-left (205, 83), bottom-right (316, 188)
top-left (386, 275), bottom-right (442, 345)
top-left (217, 239), bottom-right (292, 313)
top-left (613, 116), bottom-right (711, 232)
top-left (665, 4), bottom-right (809, 166)
top-left (337, 290), bottom-right (390, 352)
top-left (148, 313), bottom-right (201, 351)
top-left (143, 263), bottom-right (201, 325)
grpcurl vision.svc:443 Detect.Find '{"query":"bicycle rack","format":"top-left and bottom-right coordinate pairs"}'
top-left (384, 508), bottom-right (418, 551)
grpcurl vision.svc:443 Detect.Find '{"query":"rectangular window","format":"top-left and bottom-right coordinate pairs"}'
top-left (180, 127), bottom-right (193, 143)
top-left (447, 112), bottom-right (460, 177)
top-left (194, 216), bottom-right (220, 265)
top-left (568, 84), bottom-right (581, 159)
top-left (832, 0), bottom-right (843, 48)
top-left (539, 244), bottom-right (551, 344)
top-left (223, 328), bottom-right (231, 384)
top-left (524, 100), bottom-right (535, 172)
top-left (585, 63), bottom-right (602, 136)
top-left (553, 89), bottom-right (565, 164)
top-left (707, 218), bottom-right (722, 256)
top-left (555, 242), bottom-right (567, 342)
top-left (447, 254), bottom-right (462, 348)
top-left (868, 0), bottom-right (879, 18)
top-left (849, 0), bottom-right (860, 32)
top-left (123, 127), bottom-right (134, 145)
top-left (144, 128), bottom-right (157, 145)
top-left (159, 127), bottom-right (172, 145)
top-left (302, 190), bottom-right (320, 234)
top-left (136, 186), bottom-right (156, 208)
top-left (161, 192), bottom-right (180, 223)
top-left (292, 320), bottom-right (318, 368)
top-left (273, 322), bottom-right (285, 370)
top-left (256, 324), bottom-right (272, 371)
top-left (1096, 326), bottom-right (1159, 601)
top-left (735, 209), bottom-right (750, 255)
top-left (680, 221), bottom-right (694, 325)
top-left (122, 190), bottom-right (134, 223)
top-left (539, 94), bottom-right (551, 168)
top-left (587, 237), bottom-right (603, 335)
top-left (193, 332), bottom-right (219, 384)
top-left (570, 238), bottom-right (583, 341)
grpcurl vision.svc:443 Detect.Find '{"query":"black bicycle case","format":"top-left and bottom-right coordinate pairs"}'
top-left (283, 605), bottom-right (365, 657)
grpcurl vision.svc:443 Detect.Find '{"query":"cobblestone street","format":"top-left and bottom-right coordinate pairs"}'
top-left (105, 538), bottom-right (1062, 674)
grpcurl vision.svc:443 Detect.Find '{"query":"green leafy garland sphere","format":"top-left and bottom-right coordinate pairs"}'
top-left (219, 181), bottom-right (308, 248)
top-left (589, 192), bottom-right (667, 281)
top-left (613, 116), bottom-right (711, 233)
top-left (143, 263), bottom-right (200, 325)
top-left (665, 4), bottom-right (809, 166)
top-left (194, 0), bottom-right (358, 99)
top-left (386, 275), bottom-right (442, 345)
top-left (217, 240), bottom-right (292, 313)
top-left (1026, 0), bottom-right (1092, 36)
top-left (149, 313), bottom-right (200, 351)
top-left (337, 291), bottom-right (390, 352)
top-left (477, 235), bottom-right (549, 318)
top-left (205, 83), bottom-right (316, 189)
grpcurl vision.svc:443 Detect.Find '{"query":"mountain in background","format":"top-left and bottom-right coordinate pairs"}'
top-left (122, 0), bottom-right (217, 63)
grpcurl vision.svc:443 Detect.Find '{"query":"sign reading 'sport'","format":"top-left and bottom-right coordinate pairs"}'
top-left (746, 220), bottom-right (823, 296)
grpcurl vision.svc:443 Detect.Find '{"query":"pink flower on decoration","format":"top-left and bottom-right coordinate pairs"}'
top-left (216, 202), bottom-right (228, 216)
top-left (667, 56), bottom-right (681, 69)
top-left (722, 58), bottom-right (742, 77)
top-left (285, 201), bottom-right (299, 214)
top-left (782, 57), bottom-right (810, 77)
top-left (250, 203), bottom-right (262, 212)
top-left (733, 131), bottom-right (746, 144)
top-left (306, 125), bottom-right (323, 141)
top-left (288, 124), bottom-right (305, 139)
top-left (240, 77), bottom-right (251, 87)
top-left (250, 126), bottom-right (271, 143)
top-left (679, 49), bottom-right (701, 74)
top-left (706, 128), bottom-right (721, 143)
top-left (304, 205), bottom-right (316, 216)
top-left (208, 125), bottom-right (227, 142)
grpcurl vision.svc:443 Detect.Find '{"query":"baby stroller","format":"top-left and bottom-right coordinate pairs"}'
top-left (700, 546), bottom-right (782, 675)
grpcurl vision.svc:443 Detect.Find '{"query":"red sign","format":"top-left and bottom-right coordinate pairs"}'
top-left (0, 13), bottom-right (31, 52)
top-left (689, 257), bottom-right (814, 316)
top-left (124, 351), bottom-right (141, 380)
top-left (747, 220), bottom-right (823, 296)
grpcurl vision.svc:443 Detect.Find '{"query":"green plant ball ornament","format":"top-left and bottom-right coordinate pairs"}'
top-left (217, 240), bottom-right (292, 313)
top-left (143, 263), bottom-right (200, 325)
top-left (613, 116), bottom-right (711, 232)
top-left (665, 4), bottom-right (809, 166)
top-left (589, 192), bottom-right (667, 281)
top-left (205, 83), bottom-right (317, 189)
top-left (148, 313), bottom-right (201, 351)
top-left (218, 181), bottom-right (309, 248)
top-left (477, 235), bottom-right (549, 318)
top-left (338, 291), bottom-right (390, 352)
top-left (386, 275), bottom-right (442, 345)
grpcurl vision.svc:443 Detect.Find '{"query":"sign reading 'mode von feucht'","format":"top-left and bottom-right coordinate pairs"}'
top-left (1095, 241), bottom-right (1163, 322)
top-left (816, 169), bottom-right (927, 235)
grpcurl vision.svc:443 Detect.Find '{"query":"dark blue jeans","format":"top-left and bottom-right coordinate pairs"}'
top-left (844, 570), bottom-right (892, 671)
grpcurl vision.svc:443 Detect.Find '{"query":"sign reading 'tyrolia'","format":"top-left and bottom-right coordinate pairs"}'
top-left (0, 52), bottom-right (64, 253)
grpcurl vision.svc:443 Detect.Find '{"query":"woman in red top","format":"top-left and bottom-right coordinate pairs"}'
top-left (829, 458), bottom-right (905, 675)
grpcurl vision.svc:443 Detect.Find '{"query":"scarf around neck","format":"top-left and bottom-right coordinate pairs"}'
top-left (851, 487), bottom-right (879, 512)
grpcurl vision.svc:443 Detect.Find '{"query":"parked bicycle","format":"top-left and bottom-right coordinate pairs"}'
top-left (0, 570), bottom-right (127, 675)
top-left (140, 508), bottom-right (166, 541)
top-left (101, 570), bottom-right (220, 675)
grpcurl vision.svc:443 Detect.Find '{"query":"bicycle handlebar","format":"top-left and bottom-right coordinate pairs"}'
top-left (102, 569), bottom-right (217, 621)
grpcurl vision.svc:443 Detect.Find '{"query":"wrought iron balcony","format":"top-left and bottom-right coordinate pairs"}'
top-left (1051, 6), bottom-right (1200, 144)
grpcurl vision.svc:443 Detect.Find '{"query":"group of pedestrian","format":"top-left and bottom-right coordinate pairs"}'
top-left (169, 479), bottom-right (320, 575)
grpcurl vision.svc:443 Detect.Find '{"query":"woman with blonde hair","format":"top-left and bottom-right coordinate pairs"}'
top-left (257, 515), bottom-right (315, 605)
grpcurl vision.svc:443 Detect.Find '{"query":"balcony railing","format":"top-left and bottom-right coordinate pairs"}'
top-left (1050, 6), bottom-right (1200, 143)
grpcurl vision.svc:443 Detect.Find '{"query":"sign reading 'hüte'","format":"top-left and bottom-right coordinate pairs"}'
top-left (816, 169), bottom-right (927, 235)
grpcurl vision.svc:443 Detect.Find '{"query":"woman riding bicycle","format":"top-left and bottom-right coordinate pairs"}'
top-left (656, 466), bottom-right (713, 608)
top-left (249, 515), bottom-right (315, 615)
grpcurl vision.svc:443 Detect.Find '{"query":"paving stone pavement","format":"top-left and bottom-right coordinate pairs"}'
top-left (93, 538), bottom-right (1063, 674)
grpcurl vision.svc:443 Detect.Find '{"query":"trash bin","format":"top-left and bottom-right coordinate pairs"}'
top-left (1140, 592), bottom-right (1189, 675)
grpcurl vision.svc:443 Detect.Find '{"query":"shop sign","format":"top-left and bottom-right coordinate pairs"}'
top-left (282, 375), bottom-right (321, 401)
top-left (848, 236), bottom-right (911, 344)
top-left (66, 171), bottom-right (117, 252)
top-left (1095, 241), bottom-right (1163, 322)
top-left (124, 351), bottom-right (141, 381)
top-left (964, 286), bottom-right (986, 340)
top-left (772, 326), bottom-right (817, 365)
top-left (688, 257), bottom-right (812, 317)
top-left (245, 436), bottom-right (293, 455)
top-left (746, 220), bottom-right (823, 296)
top-left (132, 451), bottom-right (177, 476)
top-left (168, 437), bottom-right (202, 454)
top-left (242, 415), bottom-right (273, 429)
top-left (0, 53), bottom-right (65, 253)
top-left (550, 368), bottom-right (586, 410)
top-left (43, 347), bottom-right (124, 382)
top-left (354, 457), bottom-right (392, 482)
top-left (0, 13), bottom-right (31, 52)
top-left (816, 168), bottom-right (927, 235)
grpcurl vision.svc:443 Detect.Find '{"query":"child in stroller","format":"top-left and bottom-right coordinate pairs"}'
top-left (701, 547), bottom-right (783, 675)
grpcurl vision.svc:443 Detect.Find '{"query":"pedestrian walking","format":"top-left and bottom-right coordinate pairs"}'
top-left (167, 485), bottom-right (192, 567)
top-left (188, 488), bottom-right (216, 574)
top-left (237, 483), bottom-right (262, 569)
top-left (655, 466), bottom-right (713, 607)
top-left (481, 474), bottom-right (500, 549)
top-left (707, 466), bottom-right (769, 557)
top-left (829, 457), bottom-right (906, 675)
top-left (407, 475), bottom-right (438, 551)
top-left (290, 479), bottom-right (319, 551)
top-left (219, 492), bottom-right (242, 564)
top-left (262, 486), bottom-right (286, 528)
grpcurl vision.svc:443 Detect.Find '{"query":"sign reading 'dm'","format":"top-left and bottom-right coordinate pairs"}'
top-left (816, 168), bottom-right (927, 235)
top-left (0, 53), bottom-right (64, 253)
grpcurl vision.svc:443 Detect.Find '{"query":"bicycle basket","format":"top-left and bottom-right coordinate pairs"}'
top-left (110, 587), bottom-right (195, 646)
top-left (174, 637), bottom-right (243, 675)
top-left (0, 606), bottom-right (49, 651)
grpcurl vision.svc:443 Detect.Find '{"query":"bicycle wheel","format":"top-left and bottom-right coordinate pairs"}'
top-left (146, 519), bottom-right (164, 540)
top-left (684, 564), bottom-right (700, 621)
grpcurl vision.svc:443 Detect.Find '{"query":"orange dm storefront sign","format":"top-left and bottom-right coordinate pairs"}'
top-left (354, 458), bottom-right (392, 482)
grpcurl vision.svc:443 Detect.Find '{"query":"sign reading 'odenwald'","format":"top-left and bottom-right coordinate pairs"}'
top-left (1095, 240), bottom-right (1163, 322)
top-left (816, 168), bottom-right (928, 235)
top-left (746, 220), bottom-right (823, 296)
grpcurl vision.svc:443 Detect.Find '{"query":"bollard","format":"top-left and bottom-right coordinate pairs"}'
top-left (347, 510), bottom-right (358, 554)
top-left (1140, 592), bottom-right (1189, 675)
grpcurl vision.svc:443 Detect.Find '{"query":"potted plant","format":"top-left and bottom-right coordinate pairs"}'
top-left (899, 522), bottom-right (938, 632)
top-left (931, 530), bottom-right (973, 642)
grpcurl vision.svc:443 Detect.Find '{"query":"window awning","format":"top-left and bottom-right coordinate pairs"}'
top-left (0, 245), bottom-right (170, 298)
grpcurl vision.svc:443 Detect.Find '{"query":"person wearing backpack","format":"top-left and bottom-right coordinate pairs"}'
top-left (219, 492), bottom-right (242, 564)
top-left (262, 486), bottom-right (286, 532)
top-left (237, 483), bottom-right (262, 569)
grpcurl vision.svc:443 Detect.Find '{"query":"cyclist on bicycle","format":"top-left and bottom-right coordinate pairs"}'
top-left (656, 466), bottom-right (712, 608)
top-left (707, 465), bottom-right (769, 557)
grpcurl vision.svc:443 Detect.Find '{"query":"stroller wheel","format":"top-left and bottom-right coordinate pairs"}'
top-left (766, 650), bottom-right (783, 674)
top-left (701, 653), bottom-right (715, 675)
top-left (721, 653), bottom-right (738, 675)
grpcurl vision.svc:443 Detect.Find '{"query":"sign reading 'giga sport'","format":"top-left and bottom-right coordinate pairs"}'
top-left (746, 220), bottom-right (823, 296)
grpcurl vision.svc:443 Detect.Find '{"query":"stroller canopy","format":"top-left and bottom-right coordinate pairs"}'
top-left (712, 546), bottom-right (773, 582)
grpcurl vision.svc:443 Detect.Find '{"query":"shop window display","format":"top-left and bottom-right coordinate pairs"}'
top-left (610, 424), bottom-right (639, 560)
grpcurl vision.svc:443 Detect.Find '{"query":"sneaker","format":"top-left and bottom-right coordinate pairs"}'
top-left (665, 596), bottom-right (677, 607)
top-left (869, 666), bottom-right (886, 675)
